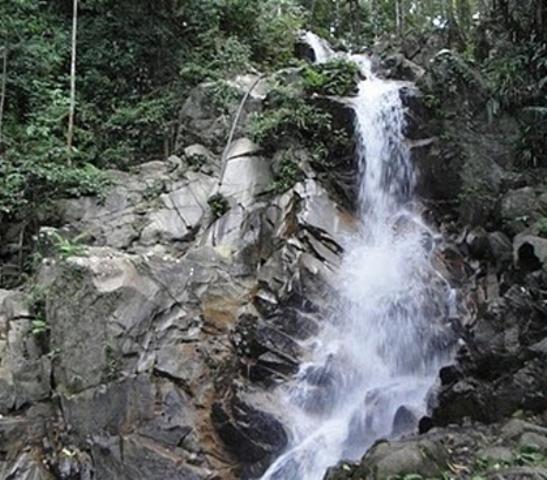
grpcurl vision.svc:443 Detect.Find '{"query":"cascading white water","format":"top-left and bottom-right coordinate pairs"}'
top-left (259, 38), bottom-right (455, 480)
top-left (302, 31), bottom-right (335, 63)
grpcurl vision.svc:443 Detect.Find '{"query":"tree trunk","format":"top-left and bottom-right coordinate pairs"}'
top-left (348, 0), bottom-right (360, 46)
top-left (0, 46), bottom-right (7, 148)
top-left (395, 0), bottom-right (401, 35)
top-left (370, 0), bottom-right (378, 38)
top-left (67, 0), bottom-right (78, 161)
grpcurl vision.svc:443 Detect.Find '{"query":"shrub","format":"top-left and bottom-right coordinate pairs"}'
top-left (208, 193), bottom-right (230, 218)
top-left (248, 86), bottom-right (352, 166)
top-left (248, 92), bottom-right (332, 151)
top-left (272, 150), bottom-right (304, 193)
top-left (301, 58), bottom-right (360, 96)
top-left (208, 81), bottom-right (241, 114)
top-left (0, 158), bottom-right (110, 218)
top-left (537, 218), bottom-right (547, 237)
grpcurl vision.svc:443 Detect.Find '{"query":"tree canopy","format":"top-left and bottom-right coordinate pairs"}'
top-left (0, 0), bottom-right (545, 220)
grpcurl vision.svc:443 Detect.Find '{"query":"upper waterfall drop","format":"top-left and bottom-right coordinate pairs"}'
top-left (259, 37), bottom-right (456, 480)
top-left (302, 31), bottom-right (336, 63)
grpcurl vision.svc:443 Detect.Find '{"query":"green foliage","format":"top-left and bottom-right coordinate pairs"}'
top-left (208, 193), bottom-right (230, 218)
top-left (49, 231), bottom-right (87, 259)
top-left (31, 318), bottom-right (48, 336)
top-left (249, 82), bottom-right (352, 167)
top-left (208, 81), bottom-right (241, 114)
top-left (26, 283), bottom-right (48, 336)
top-left (248, 87), bottom-right (331, 150)
top-left (101, 94), bottom-right (177, 166)
top-left (536, 218), bottom-right (547, 237)
top-left (272, 150), bottom-right (304, 193)
top-left (302, 58), bottom-right (360, 96)
top-left (0, 158), bottom-right (109, 217)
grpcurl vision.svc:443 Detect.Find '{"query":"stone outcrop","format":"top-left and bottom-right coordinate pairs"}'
top-left (326, 416), bottom-right (547, 479)
top-left (1, 40), bottom-right (546, 480)
top-left (0, 61), bottom-right (362, 478)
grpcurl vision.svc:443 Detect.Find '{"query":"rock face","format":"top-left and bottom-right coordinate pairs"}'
top-left (0, 62), bottom-right (361, 479)
top-left (1, 43), bottom-right (546, 480)
top-left (326, 417), bottom-right (547, 479)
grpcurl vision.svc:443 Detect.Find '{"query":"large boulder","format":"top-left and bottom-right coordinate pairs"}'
top-left (140, 171), bottom-right (216, 245)
top-left (174, 77), bottom-right (267, 152)
top-left (211, 388), bottom-right (288, 473)
top-left (325, 438), bottom-right (448, 480)
top-left (219, 138), bottom-right (273, 208)
top-left (0, 291), bottom-right (51, 414)
top-left (382, 53), bottom-right (425, 82)
top-left (501, 187), bottom-right (543, 236)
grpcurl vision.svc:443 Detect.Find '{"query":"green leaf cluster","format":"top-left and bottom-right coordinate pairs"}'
top-left (302, 58), bottom-right (360, 96)
top-left (208, 193), bottom-right (230, 218)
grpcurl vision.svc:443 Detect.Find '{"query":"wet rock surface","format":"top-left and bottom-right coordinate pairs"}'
top-left (326, 44), bottom-right (547, 480)
top-left (326, 416), bottom-right (547, 479)
top-left (0, 60), bottom-right (359, 478)
top-left (1, 43), bottom-right (546, 480)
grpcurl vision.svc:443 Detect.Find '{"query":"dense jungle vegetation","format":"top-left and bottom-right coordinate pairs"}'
top-left (0, 0), bottom-right (545, 276)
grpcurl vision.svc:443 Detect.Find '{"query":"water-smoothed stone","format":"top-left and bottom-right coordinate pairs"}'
top-left (477, 446), bottom-right (514, 464)
top-left (519, 432), bottom-right (547, 454)
top-left (219, 138), bottom-right (272, 208)
top-left (501, 419), bottom-right (547, 440)
top-left (382, 53), bottom-right (425, 82)
top-left (391, 405), bottom-right (419, 436)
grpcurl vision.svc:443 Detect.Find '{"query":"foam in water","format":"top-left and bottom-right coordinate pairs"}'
top-left (259, 37), bottom-right (455, 480)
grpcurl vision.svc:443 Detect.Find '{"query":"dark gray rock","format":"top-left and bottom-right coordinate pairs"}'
top-left (61, 375), bottom-right (155, 439)
top-left (501, 187), bottom-right (541, 236)
top-left (211, 390), bottom-right (287, 464)
top-left (382, 53), bottom-right (425, 82)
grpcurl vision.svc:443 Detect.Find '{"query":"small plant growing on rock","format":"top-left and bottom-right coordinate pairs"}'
top-left (248, 92), bottom-right (332, 152)
top-left (208, 193), bottom-right (230, 219)
top-left (537, 218), bottom-right (547, 237)
top-left (208, 81), bottom-right (241, 114)
top-left (49, 231), bottom-right (87, 259)
top-left (186, 153), bottom-right (209, 169)
top-left (302, 58), bottom-right (360, 96)
top-left (31, 318), bottom-right (49, 336)
top-left (272, 151), bottom-right (304, 194)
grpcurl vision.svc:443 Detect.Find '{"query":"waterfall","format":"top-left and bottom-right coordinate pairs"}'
top-left (302, 31), bottom-right (335, 63)
top-left (259, 39), bottom-right (456, 480)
